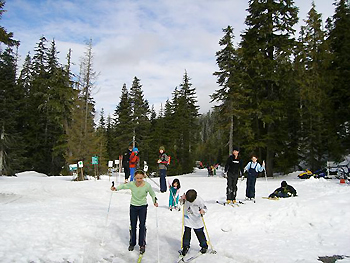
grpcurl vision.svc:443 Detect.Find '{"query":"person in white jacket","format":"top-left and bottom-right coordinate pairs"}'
top-left (243, 155), bottom-right (265, 201)
top-left (179, 189), bottom-right (208, 256)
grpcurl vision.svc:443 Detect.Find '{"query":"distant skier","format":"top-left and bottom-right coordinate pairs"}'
top-left (243, 155), bottom-right (265, 201)
top-left (123, 145), bottom-right (133, 183)
top-left (224, 147), bottom-right (244, 204)
top-left (129, 147), bottom-right (139, 181)
top-left (157, 146), bottom-right (169, 192)
top-left (111, 170), bottom-right (158, 254)
top-left (179, 189), bottom-right (208, 256)
top-left (269, 181), bottom-right (297, 198)
top-left (168, 178), bottom-right (181, 211)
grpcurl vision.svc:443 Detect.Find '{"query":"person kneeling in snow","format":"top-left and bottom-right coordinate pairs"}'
top-left (269, 181), bottom-right (297, 198)
top-left (180, 189), bottom-right (208, 256)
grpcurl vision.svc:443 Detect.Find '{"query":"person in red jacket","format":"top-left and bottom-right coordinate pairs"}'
top-left (129, 147), bottom-right (139, 181)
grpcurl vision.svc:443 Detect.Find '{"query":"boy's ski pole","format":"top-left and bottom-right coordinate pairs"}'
top-left (101, 181), bottom-right (114, 246)
top-left (201, 214), bottom-right (216, 253)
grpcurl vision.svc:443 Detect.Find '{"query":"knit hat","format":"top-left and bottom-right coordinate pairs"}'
top-left (159, 146), bottom-right (165, 151)
top-left (133, 147), bottom-right (138, 152)
top-left (281, 181), bottom-right (287, 187)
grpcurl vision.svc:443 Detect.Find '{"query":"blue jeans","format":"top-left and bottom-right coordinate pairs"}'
top-left (130, 167), bottom-right (136, 181)
top-left (159, 169), bottom-right (167, 192)
top-left (129, 205), bottom-right (148, 247)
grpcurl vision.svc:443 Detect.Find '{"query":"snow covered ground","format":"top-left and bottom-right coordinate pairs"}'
top-left (1, 169), bottom-right (350, 263)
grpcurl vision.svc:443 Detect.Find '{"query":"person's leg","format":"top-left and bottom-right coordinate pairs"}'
top-left (124, 165), bottom-right (130, 181)
top-left (232, 173), bottom-right (239, 200)
top-left (129, 205), bottom-right (138, 247)
top-left (130, 167), bottom-right (135, 181)
top-left (194, 227), bottom-right (208, 249)
top-left (138, 205), bottom-right (148, 247)
top-left (226, 174), bottom-right (234, 201)
top-left (246, 174), bottom-right (251, 198)
top-left (159, 169), bottom-right (167, 192)
top-left (182, 226), bottom-right (191, 249)
top-left (251, 175), bottom-right (257, 198)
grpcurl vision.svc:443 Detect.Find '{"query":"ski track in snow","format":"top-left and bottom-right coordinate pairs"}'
top-left (0, 170), bottom-right (350, 263)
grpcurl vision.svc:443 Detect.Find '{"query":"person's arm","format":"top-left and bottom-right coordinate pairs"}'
top-left (243, 162), bottom-right (251, 173)
top-left (147, 183), bottom-right (158, 207)
top-left (224, 157), bottom-right (230, 173)
top-left (111, 182), bottom-right (132, 191)
top-left (240, 160), bottom-right (244, 176)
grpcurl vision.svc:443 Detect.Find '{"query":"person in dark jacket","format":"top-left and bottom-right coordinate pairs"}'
top-left (224, 147), bottom-right (244, 204)
top-left (158, 146), bottom-right (169, 193)
top-left (269, 181), bottom-right (297, 198)
top-left (123, 146), bottom-right (133, 183)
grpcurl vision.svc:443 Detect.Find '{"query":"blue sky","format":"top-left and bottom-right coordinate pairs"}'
top-left (2, 0), bottom-right (335, 117)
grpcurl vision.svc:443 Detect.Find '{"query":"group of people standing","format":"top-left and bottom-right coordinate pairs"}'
top-left (224, 147), bottom-right (265, 203)
top-left (112, 145), bottom-right (296, 257)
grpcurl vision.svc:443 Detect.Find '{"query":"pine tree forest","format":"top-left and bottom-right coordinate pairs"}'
top-left (1, 0), bottom-right (350, 178)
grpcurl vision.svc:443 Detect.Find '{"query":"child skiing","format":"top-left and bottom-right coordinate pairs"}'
top-left (129, 147), bottom-right (139, 181)
top-left (179, 189), bottom-right (208, 256)
top-left (243, 155), bottom-right (265, 201)
top-left (168, 178), bottom-right (181, 211)
top-left (269, 181), bottom-right (297, 198)
top-left (224, 147), bottom-right (244, 204)
top-left (111, 170), bottom-right (158, 254)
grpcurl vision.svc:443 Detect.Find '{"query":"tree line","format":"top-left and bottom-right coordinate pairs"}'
top-left (1, 0), bottom-right (349, 177)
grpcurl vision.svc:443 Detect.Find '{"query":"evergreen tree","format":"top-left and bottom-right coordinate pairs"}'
top-left (240, 0), bottom-right (299, 175)
top-left (327, 0), bottom-right (350, 153)
top-left (129, 76), bottom-right (151, 165)
top-left (294, 3), bottom-right (334, 170)
top-left (0, 47), bottom-right (25, 175)
top-left (211, 25), bottom-right (252, 156)
top-left (0, 1), bottom-right (19, 47)
top-left (114, 83), bottom-right (133, 158)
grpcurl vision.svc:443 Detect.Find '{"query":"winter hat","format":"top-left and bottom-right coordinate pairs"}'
top-left (233, 146), bottom-right (240, 152)
top-left (159, 146), bottom-right (165, 151)
top-left (133, 147), bottom-right (139, 152)
top-left (281, 181), bottom-right (287, 187)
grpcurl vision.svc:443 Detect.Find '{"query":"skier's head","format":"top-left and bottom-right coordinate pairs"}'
top-left (128, 145), bottom-right (133, 151)
top-left (159, 146), bottom-right (165, 153)
top-left (232, 147), bottom-right (240, 157)
top-left (251, 155), bottom-right (258, 162)
top-left (135, 170), bottom-right (146, 179)
top-left (281, 181), bottom-right (287, 188)
top-left (186, 189), bottom-right (197, 203)
top-left (172, 178), bottom-right (181, 189)
top-left (133, 147), bottom-right (138, 153)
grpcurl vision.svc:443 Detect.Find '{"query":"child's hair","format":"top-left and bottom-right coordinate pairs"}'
top-left (172, 178), bottom-right (181, 189)
top-left (135, 170), bottom-right (145, 178)
top-left (186, 189), bottom-right (197, 203)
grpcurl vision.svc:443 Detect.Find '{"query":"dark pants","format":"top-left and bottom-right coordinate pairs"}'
top-left (159, 169), bottom-right (167, 192)
top-left (129, 205), bottom-right (148, 247)
top-left (124, 165), bottom-right (130, 180)
top-left (246, 173), bottom-right (257, 198)
top-left (182, 226), bottom-right (208, 249)
top-left (226, 172), bottom-right (239, 200)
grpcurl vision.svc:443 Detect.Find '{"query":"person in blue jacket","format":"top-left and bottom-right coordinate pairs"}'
top-left (243, 155), bottom-right (265, 201)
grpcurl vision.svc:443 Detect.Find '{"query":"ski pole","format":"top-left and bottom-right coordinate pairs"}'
top-left (181, 202), bottom-right (185, 250)
top-left (201, 214), bottom-right (216, 253)
top-left (263, 161), bottom-right (268, 194)
top-left (156, 206), bottom-right (160, 263)
top-left (101, 181), bottom-right (115, 246)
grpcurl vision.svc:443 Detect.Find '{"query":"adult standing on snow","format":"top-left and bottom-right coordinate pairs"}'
top-left (243, 155), bottom-right (265, 201)
top-left (129, 147), bottom-right (139, 181)
top-left (158, 146), bottom-right (169, 193)
top-left (224, 147), bottom-right (244, 204)
top-left (123, 145), bottom-right (133, 183)
top-left (111, 170), bottom-right (158, 254)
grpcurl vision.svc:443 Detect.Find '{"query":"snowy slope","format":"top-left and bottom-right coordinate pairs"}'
top-left (0, 170), bottom-right (349, 263)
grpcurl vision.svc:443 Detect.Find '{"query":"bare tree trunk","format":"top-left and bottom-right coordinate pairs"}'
top-left (0, 124), bottom-right (4, 176)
